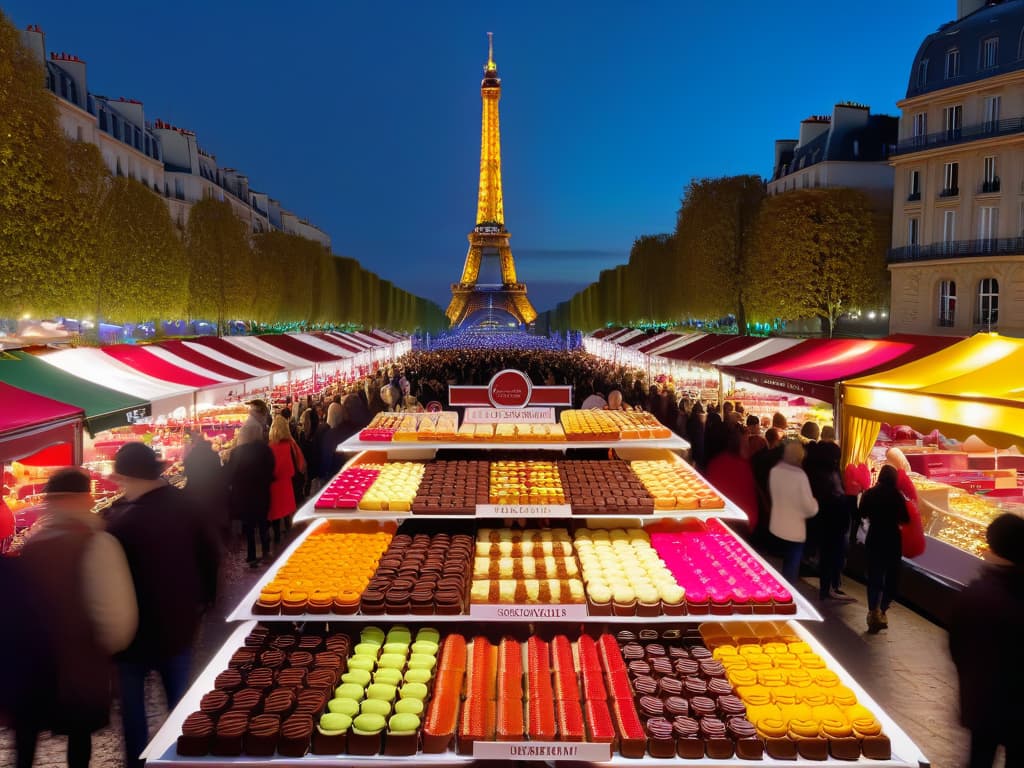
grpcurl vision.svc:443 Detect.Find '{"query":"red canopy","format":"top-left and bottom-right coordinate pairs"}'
top-left (102, 345), bottom-right (219, 387)
top-left (620, 332), bottom-right (658, 348)
top-left (257, 334), bottom-right (345, 363)
top-left (329, 332), bottom-right (372, 350)
top-left (190, 337), bottom-right (285, 372)
top-left (367, 330), bottom-right (399, 344)
top-left (719, 335), bottom-right (960, 403)
top-left (155, 340), bottom-right (253, 381)
top-left (0, 381), bottom-right (82, 464)
top-left (637, 333), bottom-right (682, 354)
top-left (660, 334), bottom-right (742, 362)
top-left (591, 327), bottom-right (621, 339)
top-left (689, 335), bottom-right (765, 364)
top-left (315, 332), bottom-right (362, 354)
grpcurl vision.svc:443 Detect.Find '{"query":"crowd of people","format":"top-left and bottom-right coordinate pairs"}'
top-left (1, 345), bottom-right (1024, 768)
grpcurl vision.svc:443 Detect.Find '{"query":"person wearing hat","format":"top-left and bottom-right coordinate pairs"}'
top-left (104, 442), bottom-right (221, 768)
top-left (950, 513), bottom-right (1024, 768)
top-left (14, 467), bottom-right (137, 768)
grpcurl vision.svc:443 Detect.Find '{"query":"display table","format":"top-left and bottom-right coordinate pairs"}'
top-left (145, 422), bottom-right (927, 768)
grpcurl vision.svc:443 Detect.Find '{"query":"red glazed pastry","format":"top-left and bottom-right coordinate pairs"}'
top-left (611, 698), bottom-right (646, 758)
top-left (584, 699), bottom-right (616, 746)
top-left (557, 699), bottom-right (585, 742)
top-left (527, 694), bottom-right (557, 740)
top-left (457, 697), bottom-right (495, 755)
top-left (496, 697), bottom-right (525, 741)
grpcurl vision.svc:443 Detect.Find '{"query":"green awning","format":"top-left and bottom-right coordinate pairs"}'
top-left (0, 350), bottom-right (150, 435)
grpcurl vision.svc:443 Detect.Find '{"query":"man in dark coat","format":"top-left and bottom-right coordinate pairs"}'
top-left (183, 431), bottom-right (229, 542)
top-left (105, 443), bottom-right (221, 768)
top-left (226, 422), bottom-right (275, 565)
top-left (950, 513), bottom-right (1024, 768)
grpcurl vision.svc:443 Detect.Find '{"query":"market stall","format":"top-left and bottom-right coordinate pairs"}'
top-left (141, 371), bottom-right (928, 768)
top-left (101, 344), bottom-right (245, 407)
top-left (0, 349), bottom-right (150, 434)
top-left (37, 347), bottom-right (200, 419)
top-left (840, 332), bottom-right (1024, 593)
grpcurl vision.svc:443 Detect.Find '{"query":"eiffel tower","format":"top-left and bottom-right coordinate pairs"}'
top-left (446, 33), bottom-right (537, 328)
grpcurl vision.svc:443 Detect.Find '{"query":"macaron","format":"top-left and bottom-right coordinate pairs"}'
top-left (360, 699), bottom-right (392, 717)
top-left (394, 698), bottom-right (424, 715)
top-left (399, 682), bottom-right (428, 700)
top-left (319, 712), bottom-right (352, 733)
top-left (352, 713), bottom-right (386, 735)
top-left (327, 698), bottom-right (360, 717)
top-left (388, 713), bottom-right (420, 734)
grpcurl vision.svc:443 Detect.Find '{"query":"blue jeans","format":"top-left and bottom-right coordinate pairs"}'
top-left (780, 540), bottom-right (805, 585)
top-left (118, 651), bottom-right (191, 768)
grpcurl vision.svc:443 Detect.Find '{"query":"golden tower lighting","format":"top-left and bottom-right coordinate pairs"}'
top-left (446, 33), bottom-right (537, 327)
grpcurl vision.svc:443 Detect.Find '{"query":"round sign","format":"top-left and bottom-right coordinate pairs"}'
top-left (426, 400), bottom-right (443, 413)
top-left (488, 369), bottom-right (533, 409)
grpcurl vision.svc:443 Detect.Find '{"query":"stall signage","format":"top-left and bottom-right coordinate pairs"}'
top-left (473, 741), bottom-right (611, 761)
top-left (476, 504), bottom-right (572, 517)
top-left (469, 604), bottom-right (590, 620)
top-left (449, 369), bottom-right (572, 408)
top-left (463, 407), bottom-right (554, 424)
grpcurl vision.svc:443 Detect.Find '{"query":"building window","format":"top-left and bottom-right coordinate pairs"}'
top-left (979, 206), bottom-right (998, 247)
top-left (945, 48), bottom-right (961, 79)
top-left (977, 278), bottom-right (999, 326)
top-left (917, 58), bottom-right (929, 88)
top-left (942, 162), bottom-right (959, 196)
top-left (75, 125), bottom-right (83, 142)
top-left (984, 95), bottom-right (1001, 132)
top-left (983, 156), bottom-right (999, 192)
top-left (909, 169), bottom-right (921, 200)
top-left (943, 104), bottom-right (963, 140)
top-left (982, 37), bottom-right (999, 69)
top-left (908, 217), bottom-right (920, 246)
top-left (943, 209), bottom-right (957, 244)
top-left (938, 280), bottom-right (957, 327)
top-left (912, 111), bottom-right (927, 141)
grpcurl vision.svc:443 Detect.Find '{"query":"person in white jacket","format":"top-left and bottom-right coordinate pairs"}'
top-left (769, 439), bottom-right (819, 584)
top-left (13, 468), bottom-right (137, 768)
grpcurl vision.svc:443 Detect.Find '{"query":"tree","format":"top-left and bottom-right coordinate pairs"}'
top-left (624, 234), bottom-right (674, 324)
top-left (747, 187), bottom-right (885, 337)
top-left (96, 177), bottom-right (187, 322)
top-left (0, 12), bottom-right (72, 319)
top-left (674, 175), bottom-right (765, 332)
top-left (186, 198), bottom-right (254, 332)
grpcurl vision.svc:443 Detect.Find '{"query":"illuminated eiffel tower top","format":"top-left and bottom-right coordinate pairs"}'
top-left (476, 31), bottom-right (504, 228)
top-left (447, 34), bottom-right (536, 327)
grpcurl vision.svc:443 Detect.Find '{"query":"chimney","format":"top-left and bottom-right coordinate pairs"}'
top-left (957, 0), bottom-right (987, 19)
top-left (18, 24), bottom-right (45, 63)
top-left (832, 102), bottom-right (870, 132)
top-left (797, 116), bottom-right (831, 148)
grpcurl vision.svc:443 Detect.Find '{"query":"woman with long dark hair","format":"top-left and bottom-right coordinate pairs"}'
top-left (858, 465), bottom-right (910, 633)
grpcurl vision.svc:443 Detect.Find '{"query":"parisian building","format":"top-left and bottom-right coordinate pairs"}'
top-left (18, 24), bottom-right (331, 249)
top-left (888, 0), bottom-right (1024, 337)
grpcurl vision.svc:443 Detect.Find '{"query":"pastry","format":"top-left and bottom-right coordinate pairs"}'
top-left (177, 712), bottom-right (214, 756)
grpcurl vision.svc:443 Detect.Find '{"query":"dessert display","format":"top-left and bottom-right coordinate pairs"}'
top-left (560, 410), bottom-right (621, 441)
top-left (314, 467), bottom-right (380, 509)
top-left (411, 460), bottom-right (489, 515)
top-left (699, 622), bottom-right (893, 761)
top-left (631, 458), bottom-right (726, 510)
top-left (557, 459), bottom-right (655, 515)
top-left (488, 460), bottom-right (566, 505)
top-left (651, 519), bottom-right (796, 616)
top-left (251, 522), bottom-right (393, 615)
top-left (573, 527), bottom-right (685, 616)
top-left (317, 625), bottom-right (441, 756)
top-left (470, 528), bottom-right (584, 605)
top-left (361, 524), bottom-right (473, 616)
top-left (359, 413), bottom-right (403, 441)
top-left (174, 623), bottom-right (351, 757)
top-left (600, 410), bottom-right (673, 440)
top-left (359, 462), bottom-right (426, 512)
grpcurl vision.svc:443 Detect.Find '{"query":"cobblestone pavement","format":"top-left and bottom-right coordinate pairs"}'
top-left (1, 528), bottom-right (973, 768)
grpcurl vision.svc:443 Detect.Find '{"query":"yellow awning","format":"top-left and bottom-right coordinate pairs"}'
top-left (841, 333), bottom-right (1024, 450)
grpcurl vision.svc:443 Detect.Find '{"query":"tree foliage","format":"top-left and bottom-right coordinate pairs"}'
top-left (673, 175), bottom-right (764, 331)
top-left (0, 10), bottom-right (71, 317)
top-left (747, 187), bottom-right (885, 337)
top-left (186, 198), bottom-right (255, 331)
top-left (98, 177), bottom-right (187, 323)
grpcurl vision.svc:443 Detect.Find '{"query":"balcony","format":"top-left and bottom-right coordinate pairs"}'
top-left (889, 237), bottom-right (1024, 262)
top-left (939, 187), bottom-right (959, 198)
top-left (980, 177), bottom-right (1001, 193)
top-left (907, 191), bottom-right (921, 202)
top-left (893, 117), bottom-right (1024, 155)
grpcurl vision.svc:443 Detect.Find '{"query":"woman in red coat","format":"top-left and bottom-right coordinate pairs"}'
top-left (267, 416), bottom-right (302, 544)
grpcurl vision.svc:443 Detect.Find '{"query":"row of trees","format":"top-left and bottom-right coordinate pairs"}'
top-left (0, 12), bottom-right (446, 333)
top-left (547, 176), bottom-right (890, 337)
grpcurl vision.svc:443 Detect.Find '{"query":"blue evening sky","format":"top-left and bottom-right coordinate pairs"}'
top-left (5, 1), bottom-right (952, 312)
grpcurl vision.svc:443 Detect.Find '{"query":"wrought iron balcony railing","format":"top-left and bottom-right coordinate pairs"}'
top-left (888, 237), bottom-right (1024, 262)
top-left (894, 117), bottom-right (1024, 155)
